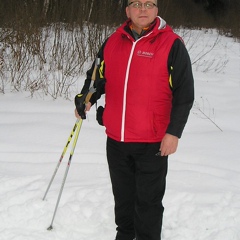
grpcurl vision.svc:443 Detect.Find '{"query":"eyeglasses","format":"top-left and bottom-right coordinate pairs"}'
top-left (128, 1), bottom-right (157, 9)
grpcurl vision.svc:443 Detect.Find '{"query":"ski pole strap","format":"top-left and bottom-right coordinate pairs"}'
top-left (84, 57), bottom-right (100, 103)
top-left (75, 57), bottom-right (101, 118)
top-left (85, 86), bottom-right (96, 104)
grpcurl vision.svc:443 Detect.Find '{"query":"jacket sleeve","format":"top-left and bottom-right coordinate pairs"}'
top-left (80, 39), bottom-right (107, 105)
top-left (166, 38), bottom-right (194, 138)
top-left (80, 61), bottom-right (95, 94)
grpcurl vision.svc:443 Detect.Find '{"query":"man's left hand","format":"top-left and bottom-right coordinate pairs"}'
top-left (160, 133), bottom-right (179, 156)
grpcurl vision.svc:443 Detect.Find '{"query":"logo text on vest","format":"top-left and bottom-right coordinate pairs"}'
top-left (137, 50), bottom-right (154, 58)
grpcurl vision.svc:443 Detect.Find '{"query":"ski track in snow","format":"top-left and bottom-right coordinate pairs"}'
top-left (1, 29), bottom-right (240, 240)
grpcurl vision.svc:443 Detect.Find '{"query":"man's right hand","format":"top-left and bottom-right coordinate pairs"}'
top-left (75, 108), bottom-right (81, 119)
top-left (74, 102), bottom-right (92, 119)
top-left (75, 93), bottom-right (88, 119)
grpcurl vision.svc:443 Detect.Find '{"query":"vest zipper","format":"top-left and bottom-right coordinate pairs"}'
top-left (120, 32), bottom-right (153, 142)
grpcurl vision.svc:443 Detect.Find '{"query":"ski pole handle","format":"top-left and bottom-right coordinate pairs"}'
top-left (75, 92), bottom-right (88, 119)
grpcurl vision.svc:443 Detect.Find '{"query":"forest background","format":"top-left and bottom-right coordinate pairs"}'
top-left (0, 0), bottom-right (239, 98)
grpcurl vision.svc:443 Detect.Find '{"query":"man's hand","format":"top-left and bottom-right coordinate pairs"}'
top-left (160, 133), bottom-right (179, 156)
top-left (75, 93), bottom-right (93, 119)
top-left (74, 102), bottom-right (92, 119)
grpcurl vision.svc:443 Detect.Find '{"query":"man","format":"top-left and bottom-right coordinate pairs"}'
top-left (75, 0), bottom-right (194, 239)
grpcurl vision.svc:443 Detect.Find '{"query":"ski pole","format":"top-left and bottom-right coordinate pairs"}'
top-left (42, 119), bottom-right (81, 201)
top-left (47, 118), bottom-right (83, 230)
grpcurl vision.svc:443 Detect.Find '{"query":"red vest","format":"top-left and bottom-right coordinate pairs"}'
top-left (103, 17), bottom-right (179, 142)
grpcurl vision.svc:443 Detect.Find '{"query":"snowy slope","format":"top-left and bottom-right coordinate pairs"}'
top-left (0, 30), bottom-right (240, 240)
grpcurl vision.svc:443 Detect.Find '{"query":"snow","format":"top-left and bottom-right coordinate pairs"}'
top-left (0, 29), bottom-right (240, 240)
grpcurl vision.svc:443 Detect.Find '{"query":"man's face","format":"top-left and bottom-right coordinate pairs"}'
top-left (126, 1), bottom-right (158, 33)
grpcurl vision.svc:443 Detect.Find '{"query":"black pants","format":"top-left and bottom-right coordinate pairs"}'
top-left (106, 137), bottom-right (168, 240)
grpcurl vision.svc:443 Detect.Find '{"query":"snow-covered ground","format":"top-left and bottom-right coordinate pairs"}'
top-left (0, 29), bottom-right (240, 240)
